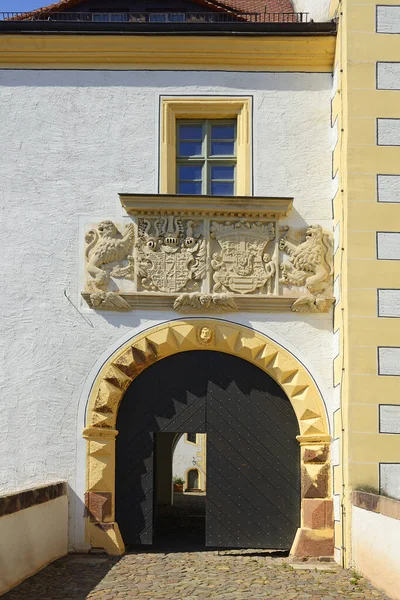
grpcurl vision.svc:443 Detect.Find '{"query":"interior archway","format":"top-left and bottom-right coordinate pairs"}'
top-left (83, 319), bottom-right (333, 557)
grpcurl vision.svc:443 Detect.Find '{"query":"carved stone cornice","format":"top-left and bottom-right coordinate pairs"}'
top-left (119, 193), bottom-right (293, 219)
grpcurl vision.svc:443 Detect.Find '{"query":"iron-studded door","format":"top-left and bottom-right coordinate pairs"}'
top-left (116, 350), bottom-right (300, 549)
top-left (206, 352), bottom-right (300, 549)
top-left (116, 351), bottom-right (207, 546)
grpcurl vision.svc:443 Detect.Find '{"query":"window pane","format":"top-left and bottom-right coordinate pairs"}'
top-left (179, 165), bottom-right (203, 180)
top-left (211, 182), bottom-right (234, 196)
top-left (93, 14), bottom-right (109, 21)
top-left (211, 124), bottom-right (235, 140)
top-left (179, 141), bottom-right (203, 157)
top-left (210, 141), bottom-right (235, 156)
top-left (149, 13), bottom-right (168, 22)
top-left (179, 124), bottom-right (203, 140)
top-left (211, 165), bottom-right (235, 180)
top-left (110, 14), bottom-right (128, 22)
top-left (179, 181), bottom-right (202, 194)
top-left (169, 13), bottom-right (186, 22)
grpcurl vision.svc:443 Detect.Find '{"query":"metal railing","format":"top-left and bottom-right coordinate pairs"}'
top-left (1, 11), bottom-right (309, 24)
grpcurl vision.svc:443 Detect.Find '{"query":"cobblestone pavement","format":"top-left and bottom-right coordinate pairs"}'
top-left (2, 550), bottom-right (391, 600)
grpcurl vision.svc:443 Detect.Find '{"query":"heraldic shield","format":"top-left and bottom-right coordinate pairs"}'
top-left (211, 220), bottom-right (276, 295)
top-left (136, 216), bottom-right (206, 293)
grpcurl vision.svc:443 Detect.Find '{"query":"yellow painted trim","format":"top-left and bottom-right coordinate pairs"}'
top-left (184, 433), bottom-right (198, 446)
top-left (83, 319), bottom-right (331, 554)
top-left (86, 320), bottom-right (329, 434)
top-left (0, 34), bottom-right (335, 71)
top-left (329, 0), bottom-right (340, 19)
top-left (160, 97), bottom-right (251, 195)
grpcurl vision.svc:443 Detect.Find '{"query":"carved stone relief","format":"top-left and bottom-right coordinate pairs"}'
top-left (279, 225), bottom-right (334, 313)
top-left (210, 220), bottom-right (276, 295)
top-left (82, 211), bottom-right (334, 314)
top-left (85, 220), bottom-right (134, 311)
top-left (173, 292), bottom-right (238, 313)
top-left (136, 217), bottom-right (206, 293)
top-left (196, 326), bottom-right (215, 346)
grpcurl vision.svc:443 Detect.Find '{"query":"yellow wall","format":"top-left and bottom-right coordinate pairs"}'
top-left (332, 0), bottom-right (400, 567)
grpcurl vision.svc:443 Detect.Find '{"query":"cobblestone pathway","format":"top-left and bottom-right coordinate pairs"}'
top-left (3, 551), bottom-right (390, 600)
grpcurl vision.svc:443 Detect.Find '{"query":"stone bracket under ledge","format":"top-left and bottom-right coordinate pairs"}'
top-left (82, 194), bottom-right (334, 314)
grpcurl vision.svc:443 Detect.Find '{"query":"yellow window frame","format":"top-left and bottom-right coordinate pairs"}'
top-left (160, 97), bottom-right (252, 196)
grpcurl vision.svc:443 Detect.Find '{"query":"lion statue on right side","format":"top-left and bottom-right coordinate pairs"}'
top-left (279, 224), bottom-right (334, 312)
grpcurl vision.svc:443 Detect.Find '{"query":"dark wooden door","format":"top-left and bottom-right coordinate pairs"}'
top-left (116, 350), bottom-right (300, 548)
top-left (206, 352), bottom-right (300, 549)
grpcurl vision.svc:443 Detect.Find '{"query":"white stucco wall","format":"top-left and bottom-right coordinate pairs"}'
top-left (293, 0), bottom-right (331, 21)
top-left (173, 435), bottom-right (206, 489)
top-left (352, 506), bottom-right (400, 600)
top-left (0, 69), bottom-right (334, 551)
top-left (0, 496), bottom-right (68, 595)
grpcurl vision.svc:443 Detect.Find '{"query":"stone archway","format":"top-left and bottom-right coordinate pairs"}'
top-left (83, 319), bottom-right (333, 557)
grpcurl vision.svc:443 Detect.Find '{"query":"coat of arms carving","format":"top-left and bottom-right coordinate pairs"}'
top-left (136, 217), bottom-right (206, 294)
top-left (210, 220), bottom-right (276, 295)
top-left (81, 195), bottom-right (335, 314)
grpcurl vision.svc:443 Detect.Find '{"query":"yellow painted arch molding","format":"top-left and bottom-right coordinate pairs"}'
top-left (85, 319), bottom-right (329, 439)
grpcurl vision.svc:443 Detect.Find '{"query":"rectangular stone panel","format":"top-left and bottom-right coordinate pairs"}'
top-left (378, 175), bottom-right (400, 203)
top-left (377, 119), bottom-right (400, 146)
top-left (377, 6), bottom-right (400, 34)
top-left (378, 347), bottom-right (400, 376)
top-left (378, 289), bottom-right (400, 317)
top-left (380, 463), bottom-right (400, 501)
top-left (379, 405), bottom-right (400, 433)
top-left (377, 63), bottom-right (400, 90)
top-left (377, 232), bottom-right (400, 260)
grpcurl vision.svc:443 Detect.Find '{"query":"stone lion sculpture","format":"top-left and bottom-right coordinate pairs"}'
top-left (84, 220), bottom-right (134, 311)
top-left (85, 220), bottom-right (134, 289)
top-left (279, 225), bottom-right (334, 312)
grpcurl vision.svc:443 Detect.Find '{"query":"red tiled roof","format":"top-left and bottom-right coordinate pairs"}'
top-left (204, 0), bottom-right (294, 13)
top-left (16, 0), bottom-right (295, 19)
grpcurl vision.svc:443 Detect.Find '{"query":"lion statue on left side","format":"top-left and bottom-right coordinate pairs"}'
top-left (85, 220), bottom-right (134, 289)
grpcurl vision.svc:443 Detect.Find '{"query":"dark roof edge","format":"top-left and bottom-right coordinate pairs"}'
top-left (0, 21), bottom-right (337, 36)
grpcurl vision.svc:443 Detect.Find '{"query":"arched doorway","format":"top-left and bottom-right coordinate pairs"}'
top-left (187, 469), bottom-right (199, 490)
top-left (83, 319), bottom-right (332, 557)
top-left (115, 351), bottom-right (300, 549)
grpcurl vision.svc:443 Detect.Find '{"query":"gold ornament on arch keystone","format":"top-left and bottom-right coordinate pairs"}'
top-left (196, 325), bottom-right (215, 347)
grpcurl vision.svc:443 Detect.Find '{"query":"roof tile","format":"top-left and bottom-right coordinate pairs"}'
top-left (16, 0), bottom-right (295, 20)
